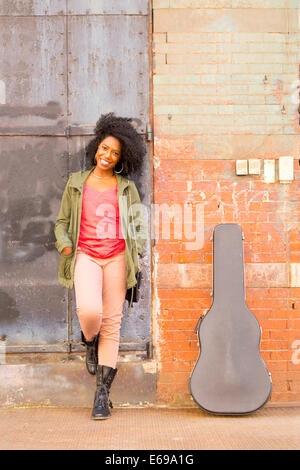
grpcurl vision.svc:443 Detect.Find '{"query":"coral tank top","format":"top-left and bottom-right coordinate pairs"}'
top-left (77, 183), bottom-right (125, 259)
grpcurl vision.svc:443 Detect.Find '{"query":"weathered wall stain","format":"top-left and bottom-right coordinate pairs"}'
top-left (0, 291), bottom-right (20, 324)
top-left (0, 101), bottom-right (61, 119)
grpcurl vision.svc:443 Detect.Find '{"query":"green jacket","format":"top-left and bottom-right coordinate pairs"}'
top-left (54, 166), bottom-right (147, 292)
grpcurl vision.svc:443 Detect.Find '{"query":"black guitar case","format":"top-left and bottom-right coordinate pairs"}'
top-left (189, 224), bottom-right (272, 415)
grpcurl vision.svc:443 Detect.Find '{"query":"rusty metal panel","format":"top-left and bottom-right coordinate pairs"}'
top-left (0, 285), bottom-right (68, 348)
top-left (0, 0), bottom-right (148, 16)
top-left (0, 2), bottom-right (151, 354)
top-left (0, 137), bottom-right (69, 347)
top-left (0, 16), bottom-right (67, 135)
top-left (67, 0), bottom-right (148, 15)
top-left (0, 0), bottom-right (66, 15)
top-left (67, 15), bottom-right (149, 133)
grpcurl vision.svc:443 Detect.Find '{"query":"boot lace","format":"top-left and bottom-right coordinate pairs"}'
top-left (94, 385), bottom-right (109, 409)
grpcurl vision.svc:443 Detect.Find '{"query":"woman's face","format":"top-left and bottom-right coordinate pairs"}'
top-left (95, 136), bottom-right (122, 172)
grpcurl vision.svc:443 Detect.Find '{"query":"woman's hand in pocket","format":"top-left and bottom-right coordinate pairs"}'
top-left (62, 246), bottom-right (73, 255)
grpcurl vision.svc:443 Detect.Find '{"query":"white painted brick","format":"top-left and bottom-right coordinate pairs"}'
top-left (167, 33), bottom-right (231, 43)
top-left (219, 105), bottom-right (249, 114)
top-left (153, 84), bottom-right (218, 95)
top-left (154, 105), bottom-right (219, 115)
top-left (231, 74), bottom-right (268, 83)
top-left (232, 33), bottom-right (264, 43)
top-left (285, 44), bottom-right (300, 54)
top-left (283, 125), bottom-right (299, 134)
top-left (201, 74), bottom-right (231, 84)
top-left (249, 43), bottom-right (286, 53)
top-left (152, 33), bottom-right (167, 44)
top-left (265, 54), bottom-right (296, 64)
top-left (275, 74), bottom-right (297, 85)
top-left (153, 75), bottom-right (201, 84)
top-left (231, 95), bottom-right (266, 104)
top-left (218, 43), bottom-right (249, 53)
top-left (236, 160), bottom-right (248, 175)
top-left (237, 115), bottom-right (267, 125)
top-left (167, 53), bottom-right (231, 64)
top-left (263, 33), bottom-right (288, 43)
top-left (153, 54), bottom-right (166, 67)
top-left (248, 104), bottom-right (281, 114)
top-left (264, 159), bottom-right (276, 183)
top-left (248, 64), bottom-right (283, 73)
top-left (155, 123), bottom-right (236, 136)
top-left (236, 125), bottom-right (283, 134)
top-left (154, 95), bottom-right (221, 105)
top-left (282, 32), bottom-right (300, 43)
top-left (169, 0), bottom-right (231, 7)
top-left (219, 64), bottom-right (250, 74)
top-left (232, 0), bottom-right (262, 7)
top-left (283, 104), bottom-right (298, 115)
top-left (155, 114), bottom-right (234, 125)
top-left (232, 0), bottom-right (298, 6)
top-left (290, 264), bottom-right (300, 288)
top-left (283, 64), bottom-right (299, 73)
top-left (154, 9), bottom-right (298, 34)
top-left (264, 0), bottom-right (298, 8)
top-left (153, 0), bottom-right (170, 8)
top-left (152, 3), bottom-right (300, 145)
top-left (265, 95), bottom-right (282, 105)
top-left (219, 84), bottom-right (249, 94)
top-left (246, 263), bottom-right (289, 288)
top-left (153, 43), bottom-right (217, 53)
top-left (266, 115), bottom-right (290, 124)
top-left (233, 53), bottom-right (265, 64)
top-left (154, 125), bottom-right (235, 136)
top-left (233, 53), bottom-right (292, 65)
top-left (248, 84), bottom-right (269, 94)
top-left (154, 64), bottom-right (218, 74)
top-left (279, 156), bottom-right (294, 182)
top-left (248, 159), bottom-right (261, 174)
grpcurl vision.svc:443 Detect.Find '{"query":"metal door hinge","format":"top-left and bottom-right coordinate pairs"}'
top-left (146, 341), bottom-right (153, 359)
top-left (65, 125), bottom-right (71, 137)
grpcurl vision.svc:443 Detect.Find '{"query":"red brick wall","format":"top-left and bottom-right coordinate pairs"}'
top-left (152, 1), bottom-right (300, 405)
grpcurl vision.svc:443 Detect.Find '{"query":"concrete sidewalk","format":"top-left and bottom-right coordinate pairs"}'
top-left (0, 405), bottom-right (299, 450)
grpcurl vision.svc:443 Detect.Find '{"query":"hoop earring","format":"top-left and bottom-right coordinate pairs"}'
top-left (114, 162), bottom-right (124, 174)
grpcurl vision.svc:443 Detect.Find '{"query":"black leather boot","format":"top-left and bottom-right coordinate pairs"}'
top-left (91, 365), bottom-right (118, 420)
top-left (81, 331), bottom-right (98, 376)
top-left (105, 365), bottom-right (118, 409)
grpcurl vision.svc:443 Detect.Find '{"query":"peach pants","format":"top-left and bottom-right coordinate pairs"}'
top-left (74, 249), bottom-right (127, 369)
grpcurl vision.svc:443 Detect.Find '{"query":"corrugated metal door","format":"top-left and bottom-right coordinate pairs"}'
top-left (0, 0), bottom-right (151, 357)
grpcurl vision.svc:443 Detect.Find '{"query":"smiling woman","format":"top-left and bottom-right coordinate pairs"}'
top-left (54, 112), bottom-right (147, 421)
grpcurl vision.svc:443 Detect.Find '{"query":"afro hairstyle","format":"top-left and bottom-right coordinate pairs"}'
top-left (85, 112), bottom-right (147, 176)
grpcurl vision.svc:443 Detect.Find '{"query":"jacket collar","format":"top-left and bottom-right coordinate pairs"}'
top-left (69, 165), bottom-right (130, 194)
